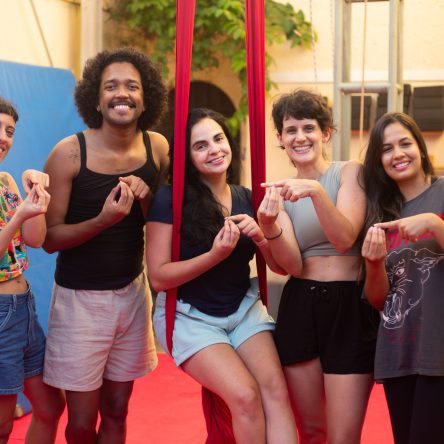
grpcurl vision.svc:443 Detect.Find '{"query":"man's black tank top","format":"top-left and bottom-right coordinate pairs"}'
top-left (55, 131), bottom-right (159, 290)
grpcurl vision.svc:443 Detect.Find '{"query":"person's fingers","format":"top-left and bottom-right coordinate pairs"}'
top-left (261, 180), bottom-right (286, 188)
top-left (117, 182), bottom-right (134, 207)
top-left (375, 220), bottom-right (398, 230)
top-left (226, 214), bottom-right (244, 223)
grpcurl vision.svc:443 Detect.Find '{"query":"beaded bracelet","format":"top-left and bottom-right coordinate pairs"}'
top-left (264, 226), bottom-right (283, 240)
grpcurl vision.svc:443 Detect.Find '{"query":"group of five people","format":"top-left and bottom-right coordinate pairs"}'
top-left (0, 47), bottom-right (443, 444)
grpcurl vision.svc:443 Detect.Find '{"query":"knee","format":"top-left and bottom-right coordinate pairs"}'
top-left (297, 422), bottom-right (326, 444)
top-left (261, 373), bottom-right (290, 404)
top-left (0, 419), bottom-right (13, 442)
top-left (100, 397), bottom-right (130, 425)
top-left (66, 416), bottom-right (97, 442)
top-left (230, 383), bottom-right (263, 421)
top-left (32, 392), bottom-right (65, 424)
top-left (328, 428), bottom-right (361, 444)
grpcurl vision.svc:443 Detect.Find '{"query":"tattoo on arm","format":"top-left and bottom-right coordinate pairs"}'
top-left (68, 149), bottom-right (80, 164)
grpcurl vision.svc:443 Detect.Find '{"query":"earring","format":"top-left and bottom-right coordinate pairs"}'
top-left (96, 105), bottom-right (100, 112)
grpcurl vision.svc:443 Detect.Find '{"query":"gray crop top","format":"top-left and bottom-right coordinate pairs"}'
top-left (283, 161), bottom-right (361, 258)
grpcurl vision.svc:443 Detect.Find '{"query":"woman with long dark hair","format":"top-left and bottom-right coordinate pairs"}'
top-left (145, 108), bottom-right (297, 444)
top-left (362, 112), bottom-right (444, 444)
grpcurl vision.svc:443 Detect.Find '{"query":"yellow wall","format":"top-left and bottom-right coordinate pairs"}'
top-left (1, 0), bottom-right (443, 175)
top-left (1, 0), bottom-right (80, 76)
top-left (2, 0), bottom-right (443, 295)
top-left (266, 0), bottom-right (444, 180)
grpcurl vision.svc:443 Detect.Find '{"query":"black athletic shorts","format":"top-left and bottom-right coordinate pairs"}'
top-left (274, 277), bottom-right (380, 374)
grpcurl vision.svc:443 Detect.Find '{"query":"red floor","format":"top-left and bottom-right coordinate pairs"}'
top-left (10, 353), bottom-right (393, 443)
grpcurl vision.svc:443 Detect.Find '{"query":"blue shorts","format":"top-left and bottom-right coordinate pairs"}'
top-left (153, 279), bottom-right (275, 366)
top-left (0, 286), bottom-right (46, 395)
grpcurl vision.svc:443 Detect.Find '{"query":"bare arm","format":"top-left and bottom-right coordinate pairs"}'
top-left (149, 131), bottom-right (169, 188)
top-left (257, 186), bottom-right (302, 276)
top-left (362, 226), bottom-right (390, 310)
top-left (43, 136), bottom-right (134, 253)
top-left (146, 219), bottom-right (240, 292)
top-left (0, 173), bottom-right (49, 251)
top-left (310, 161), bottom-right (366, 252)
top-left (376, 213), bottom-right (444, 250)
top-left (226, 213), bottom-right (287, 275)
top-left (128, 131), bottom-right (168, 218)
top-left (429, 215), bottom-right (444, 249)
top-left (255, 241), bottom-right (287, 275)
top-left (264, 161), bottom-right (366, 253)
top-left (19, 169), bottom-right (51, 247)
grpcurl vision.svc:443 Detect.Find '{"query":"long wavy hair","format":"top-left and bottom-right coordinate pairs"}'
top-left (168, 108), bottom-right (240, 247)
top-left (362, 112), bottom-right (435, 232)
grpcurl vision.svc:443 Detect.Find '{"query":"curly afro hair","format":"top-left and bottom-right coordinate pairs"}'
top-left (75, 47), bottom-right (167, 131)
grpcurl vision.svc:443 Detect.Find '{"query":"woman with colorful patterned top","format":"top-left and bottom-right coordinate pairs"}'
top-left (0, 97), bottom-right (64, 443)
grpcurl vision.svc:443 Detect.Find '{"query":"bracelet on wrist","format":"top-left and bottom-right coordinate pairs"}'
top-left (264, 226), bottom-right (283, 240)
top-left (254, 238), bottom-right (268, 247)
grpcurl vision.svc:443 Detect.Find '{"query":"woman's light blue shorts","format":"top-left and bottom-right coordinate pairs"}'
top-left (153, 279), bottom-right (275, 366)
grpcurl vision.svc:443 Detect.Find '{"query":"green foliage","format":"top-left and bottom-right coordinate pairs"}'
top-left (110, 0), bottom-right (315, 134)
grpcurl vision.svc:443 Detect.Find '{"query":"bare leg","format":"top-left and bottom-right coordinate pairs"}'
top-left (324, 373), bottom-right (374, 444)
top-left (23, 375), bottom-right (65, 444)
top-left (64, 389), bottom-right (100, 444)
top-left (0, 394), bottom-right (17, 444)
top-left (182, 343), bottom-right (266, 444)
top-left (237, 331), bottom-right (298, 444)
top-left (284, 358), bottom-right (326, 444)
top-left (97, 379), bottom-right (134, 444)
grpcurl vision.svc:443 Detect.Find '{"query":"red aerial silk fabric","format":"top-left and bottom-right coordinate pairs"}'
top-left (245, 0), bottom-right (268, 306)
top-left (202, 388), bottom-right (234, 444)
top-left (165, 0), bottom-right (196, 355)
top-left (167, 2), bottom-right (233, 442)
top-left (203, 3), bottom-right (268, 442)
top-left (168, 1), bottom-right (267, 442)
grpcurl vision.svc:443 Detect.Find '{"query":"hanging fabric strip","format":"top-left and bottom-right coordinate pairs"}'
top-left (204, 2), bottom-right (268, 442)
top-left (166, 0), bottom-right (196, 355)
top-left (245, 0), bottom-right (268, 306)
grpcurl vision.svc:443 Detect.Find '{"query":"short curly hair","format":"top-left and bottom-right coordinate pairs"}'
top-left (75, 47), bottom-right (167, 130)
top-left (272, 89), bottom-right (334, 135)
top-left (0, 97), bottom-right (19, 123)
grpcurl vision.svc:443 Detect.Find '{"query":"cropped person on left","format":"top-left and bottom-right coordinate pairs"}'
top-left (0, 97), bottom-right (65, 444)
